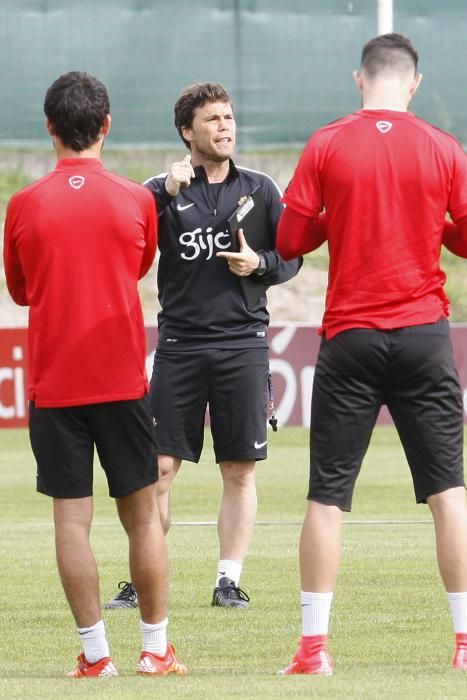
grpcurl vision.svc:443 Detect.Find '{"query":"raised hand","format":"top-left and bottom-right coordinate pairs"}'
top-left (165, 154), bottom-right (195, 196)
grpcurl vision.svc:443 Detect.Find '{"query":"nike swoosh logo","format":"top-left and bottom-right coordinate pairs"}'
top-left (177, 202), bottom-right (195, 211)
top-left (254, 440), bottom-right (267, 449)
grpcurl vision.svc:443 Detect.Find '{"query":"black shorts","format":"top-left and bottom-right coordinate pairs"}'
top-left (29, 396), bottom-right (158, 499)
top-left (150, 347), bottom-right (268, 463)
top-left (309, 319), bottom-right (465, 510)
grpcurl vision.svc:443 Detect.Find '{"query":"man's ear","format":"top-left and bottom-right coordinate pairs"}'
top-left (353, 70), bottom-right (364, 94)
top-left (46, 118), bottom-right (55, 136)
top-left (409, 73), bottom-right (423, 98)
top-left (181, 125), bottom-right (193, 145)
top-left (101, 113), bottom-right (111, 137)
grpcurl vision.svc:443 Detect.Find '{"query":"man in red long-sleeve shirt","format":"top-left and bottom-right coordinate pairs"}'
top-left (277, 34), bottom-right (467, 675)
top-left (3, 71), bottom-right (186, 678)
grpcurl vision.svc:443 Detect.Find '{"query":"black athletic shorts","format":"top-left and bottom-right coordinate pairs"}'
top-left (309, 319), bottom-right (465, 510)
top-left (29, 396), bottom-right (158, 499)
top-left (150, 347), bottom-right (269, 463)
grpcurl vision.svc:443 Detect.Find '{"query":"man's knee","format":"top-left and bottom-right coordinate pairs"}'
top-left (427, 485), bottom-right (467, 515)
top-left (53, 496), bottom-right (94, 532)
top-left (220, 460), bottom-right (256, 488)
top-left (156, 454), bottom-right (180, 487)
top-left (116, 484), bottom-right (160, 531)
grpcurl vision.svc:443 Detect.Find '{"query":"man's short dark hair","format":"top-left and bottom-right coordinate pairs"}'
top-left (174, 82), bottom-right (232, 148)
top-left (44, 71), bottom-right (110, 152)
top-left (360, 33), bottom-right (419, 80)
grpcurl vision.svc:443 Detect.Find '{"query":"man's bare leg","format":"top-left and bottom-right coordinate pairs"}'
top-left (300, 500), bottom-right (342, 592)
top-left (54, 497), bottom-right (114, 669)
top-left (218, 460), bottom-right (257, 565)
top-left (428, 486), bottom-right (467, 669)
top-left (155, 454), bottom-right (182, 534)
top-left (211, 460), bottom-right (256, 607)
top-left (116, 484), bottom-right (168, 623)
top-left (54, 496), bottom-right (101, 627)
top-left (428, 486), bottom-right (467, 591)
top-left (279, 500), bottom-right (342, 675)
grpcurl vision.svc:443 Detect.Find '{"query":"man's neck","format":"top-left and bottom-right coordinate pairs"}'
top-left (192, 157), bottom-right (231, 184)
top-left (361, 100), bottom-right (409, 112)
top-left (55, 140), bottom-right (103, 161)
top-left (361, 81), bottom-right (411, 112)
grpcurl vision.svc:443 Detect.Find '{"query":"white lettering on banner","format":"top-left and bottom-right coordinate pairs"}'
top-left (0, 345), bottom-right (25, 419)
top-left (269, 358), bottom-right (297, 426)
top-left (270, 326), bottom-right (296, 355)
top-left (269, 359), bottom-right (316, 427)
top-left (14, 365), bottom-right (25, 418)
top-left (300, 366), bottom-right (315, 426)
top-left (270, 326), bottom-right (316, 427)
top-left (179, 228), bottom-right (231, 261)
top-left (270, 327), bottom-right (299, 425)
top-left (0, 368), bottom-right (14, 419)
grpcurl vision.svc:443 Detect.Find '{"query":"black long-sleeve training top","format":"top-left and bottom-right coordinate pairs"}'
top-left (144, 159), bottom-right (302, 350)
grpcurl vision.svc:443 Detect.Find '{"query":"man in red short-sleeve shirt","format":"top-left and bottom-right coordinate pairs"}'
top-left (3, 71), bottom-right (186, 678)
top-left (277, 34), bottom-right (467, 675)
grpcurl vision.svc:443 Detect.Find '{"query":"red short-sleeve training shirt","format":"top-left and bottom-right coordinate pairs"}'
top-left (4, 158), bottom-right (157, 407)
top-left (283, 110), bottom-right (467, 339)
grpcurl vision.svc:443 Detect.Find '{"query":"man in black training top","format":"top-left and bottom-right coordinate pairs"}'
top-left (105, 82), bottom-right (302, 609)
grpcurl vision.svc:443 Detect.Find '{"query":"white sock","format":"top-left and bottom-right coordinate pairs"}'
top-left (448, 592), bottom-right (467, 633)
top-left (216, 559), bottom-right (242, 587)
top-left (140, 617), bottom-right (168, 656)
top-left (78, 619), bottom-right (110, 663)
top-left (301, 591), bottom-right (334, 636)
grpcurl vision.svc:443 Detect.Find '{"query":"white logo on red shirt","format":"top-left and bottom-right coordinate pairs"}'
top-left (376, 121), bottom-right (393, 134)
top-left (68, 176), bottom-right (85, 189)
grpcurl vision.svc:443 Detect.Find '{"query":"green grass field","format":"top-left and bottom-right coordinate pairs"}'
top-left (2, 426), bottom-right (467, 699)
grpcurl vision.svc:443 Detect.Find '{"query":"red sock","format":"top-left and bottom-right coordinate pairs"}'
top-left (456, 633), bottom-right (467, 649)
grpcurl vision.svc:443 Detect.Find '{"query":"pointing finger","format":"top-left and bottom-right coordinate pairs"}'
top-left (216, 251), bottom-right (241, 260)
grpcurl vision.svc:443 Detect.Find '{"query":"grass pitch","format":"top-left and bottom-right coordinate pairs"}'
top-left (1, 426), bottom-right (467, 699)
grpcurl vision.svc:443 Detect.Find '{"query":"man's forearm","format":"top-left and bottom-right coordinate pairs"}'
top-left (443, 217), bottom-right (467, 258)
top-left (276, 207), bottom-right (326, 260)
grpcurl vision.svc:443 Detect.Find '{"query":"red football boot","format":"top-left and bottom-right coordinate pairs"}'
top-left (67, 653), bottom-right (118, 678)
top-left (137, 643), bottom-right (188, 676)
top-left (279, 635), bottom-right (333, 676)
top-left (453, 633), bottom-right (467, 670)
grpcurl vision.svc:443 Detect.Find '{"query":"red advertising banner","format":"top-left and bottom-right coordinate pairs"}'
top-left (2, 323), bottom-right (467, 428)
top-left (0, 328), bottom-right (28, 427)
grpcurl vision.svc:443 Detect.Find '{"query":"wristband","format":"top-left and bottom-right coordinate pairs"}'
top-left (255, 252), bottom-right (267, 276)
